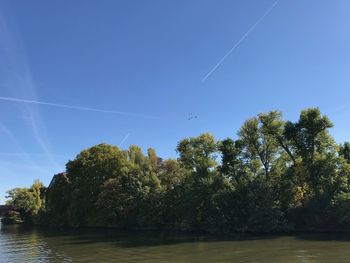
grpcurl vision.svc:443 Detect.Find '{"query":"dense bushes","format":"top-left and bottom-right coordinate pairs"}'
top-left (3, 108), bottom-right (350, 233)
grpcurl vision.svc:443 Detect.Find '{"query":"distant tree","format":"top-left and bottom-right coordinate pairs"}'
top-left (218, 138), bottom-right (248, 185)
top-left (339, 142), bottom-right (350, 163)
top-left (95, 176), bottom-right (141, 227)
top-left (5, 180), bottom-right (45, 224)
top-left (7, 107), bottom-right (350, 233)
top-left (284, 108), bottom-right (335, 196)
top-left (158, 159), bottom-right (185, 190)
top-left (284, 108), bottom-right (333, 165)
top-left (147, 147), bottom-right (158, 170)
top-left (170, 134), bottom-right (228, 231)
top-left (66, 143), bottom-right (128, 226)
top-left (177, 133), bottom-right (217, 177)
top-left (258, 111), bottom-right (296, 165)
top-left (239, 113), bottom-right (280, 178)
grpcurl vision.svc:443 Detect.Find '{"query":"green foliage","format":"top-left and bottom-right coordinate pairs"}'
top-left (94, 177), bottom-right (140, 227)
top-left (218, 138), bottom-right (245, 182)
top-left (5, 108), bottom-right (350, 233)
top-left (331, 192), bottom-right (350, 227)
top-left (177, 133), bottom-right (217, 176)
top-left (45, 173), bottom-right (71, 226)
top-left (1, 211), bottom-right (23, 224)
top-left (239, 113), bottom-right (280, 178)
top-left (339, 142), bottom-right (350, 163)
top-left (4, 180), bottom-right (45, 224)
top-left (66, 143), bottom-right (128, 226)
top-left (158, 159), bottom-right (185, 190)
top-left (284, 108), bottom-right (334, 165)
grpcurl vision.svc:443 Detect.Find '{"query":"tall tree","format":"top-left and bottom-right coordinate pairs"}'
top-left (176, 133), bottom-right (217, 177)
top-left (239, 114), bottom-right (280, 178)
top-left (158, 159), bottom-right (184, 190)
top-left (259, 111), bottom-right (296, 166)
top-left (284, 108), bottom-right (335, 196)
top-left (66, 143), bottom-right (128, 226)
top-left (339, 142), bottom-right (350, 163)
top-left (218, 138), bottom-right (247, 185)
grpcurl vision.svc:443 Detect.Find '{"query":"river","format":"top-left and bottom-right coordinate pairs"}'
top-left (1, 222), bottom-right (350, 262)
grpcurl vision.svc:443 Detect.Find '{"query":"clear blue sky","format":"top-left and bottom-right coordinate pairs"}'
top-left (1, 0), bottom-right (350, 204)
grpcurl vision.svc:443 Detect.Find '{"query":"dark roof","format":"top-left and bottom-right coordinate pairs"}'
top-left (47, 172), bottom-right (68, 190)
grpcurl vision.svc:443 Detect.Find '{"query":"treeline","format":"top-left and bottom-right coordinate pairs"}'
top-left (3, 108), bottom-right (350, 233)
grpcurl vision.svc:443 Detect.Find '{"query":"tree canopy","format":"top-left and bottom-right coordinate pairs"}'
top-left (3, 108), bottom-right (350, 233)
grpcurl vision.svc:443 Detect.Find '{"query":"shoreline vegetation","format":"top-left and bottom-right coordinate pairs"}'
top-left (2, 108), bottom-right (350, 234)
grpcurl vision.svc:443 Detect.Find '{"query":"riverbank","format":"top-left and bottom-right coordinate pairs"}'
top-left (3, 217), bottom-right (350, 237)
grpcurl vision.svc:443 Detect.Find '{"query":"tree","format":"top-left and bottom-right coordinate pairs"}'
top-left (176, 133), bottom-right (217, 177)
top-left (339, 142), bottom-right (350, 163)
top-left (158, 159), bottom-right (185, 190)
top-left (258, 111), bottom-right (296, 165)
top-left (147, 147), bottom-right (158, 170)
top-left (6, 107), bottom-right (350, 233)
top-left (66, 143), bottom-right (128, 226)
top-left (95, 176), bottom-right (141, 227)
top-left (171, 134), bottom-right (226, 231)
top-left (239, 113), bottom-right (280, 178)
top-left (284, 108), bottom-right (333, 165)
top-left (218, 138), bottom-right (248, 185)
top-left (284, 108), bottom-right (335, 196)
top-left (5, 180), bottom-right (45, 224)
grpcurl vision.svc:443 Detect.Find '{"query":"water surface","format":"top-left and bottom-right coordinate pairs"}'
top-left (1, 222), bottom-right (350, 262)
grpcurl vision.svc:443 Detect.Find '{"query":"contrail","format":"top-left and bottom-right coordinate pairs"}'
top-left (0, 96), bottom-right (160, 119)
top-left (1, 7), bottom-right (62, 170)
top-left (0, 152), bottom-right (66, 157)
top-left (202, 0), bottom-right (280, 82)
top-left (0, 122), bottom-right (47, 172)
top-left (119, 133), bottom-right (131, 147)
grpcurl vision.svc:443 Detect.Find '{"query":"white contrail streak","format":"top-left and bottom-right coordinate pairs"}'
top-left (0, 96), bottom-right (160, 119)
top-left (1, 7), bottom-right (62, 170)
top-left (202, 0), bottom-right (280, 82)
top-left (0, 152), bottom-right (66, 157)
top-left (119, 133), bottom-right (131, 147)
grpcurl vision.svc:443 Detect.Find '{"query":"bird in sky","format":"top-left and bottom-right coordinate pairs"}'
top-left (188, 113), bottom-right (198, 120)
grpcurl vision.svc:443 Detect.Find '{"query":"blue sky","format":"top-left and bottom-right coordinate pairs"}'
top-left (1, 0), bottom-right (350, 204)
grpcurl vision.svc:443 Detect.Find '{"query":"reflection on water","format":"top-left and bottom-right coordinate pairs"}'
top-left (1, 222), bottom-right (350, 262)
